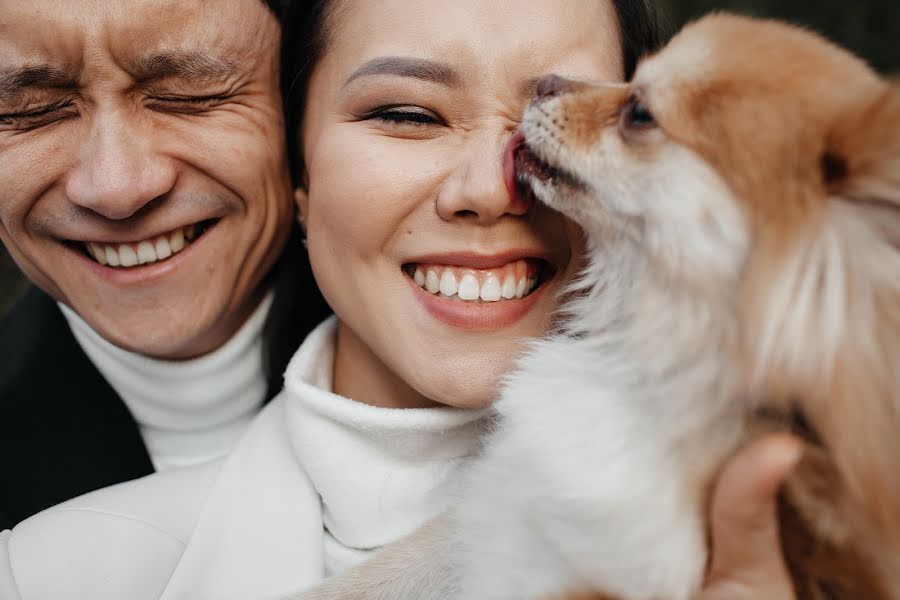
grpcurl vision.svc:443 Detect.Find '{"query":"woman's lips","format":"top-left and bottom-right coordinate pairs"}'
top-left (406, 272), bottom-right (550, 331)
top-left (404, 258), bottom-right (544, 302)
top-left (403, 256), bottom-right (556, 330)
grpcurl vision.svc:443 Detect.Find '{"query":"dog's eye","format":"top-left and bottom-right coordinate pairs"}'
top-left (622, 97), bottom-right (656, 129)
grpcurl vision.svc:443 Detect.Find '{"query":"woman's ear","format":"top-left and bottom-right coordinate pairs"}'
top-left (294, 187), bottom-right (310, 233)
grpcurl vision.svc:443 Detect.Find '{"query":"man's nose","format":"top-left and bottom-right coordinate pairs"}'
top-left (435, 133), bottom-right (527, 225)
top-left (65, 110), bottom-right (177, 220)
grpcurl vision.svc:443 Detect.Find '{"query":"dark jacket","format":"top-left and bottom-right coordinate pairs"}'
top-left (0, 229), bottom-right (329, 530)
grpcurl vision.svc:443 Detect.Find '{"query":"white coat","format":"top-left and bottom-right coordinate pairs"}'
top-left (0, 318), bottom-right (487, 600)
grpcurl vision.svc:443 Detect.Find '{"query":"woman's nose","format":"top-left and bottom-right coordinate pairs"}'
top-left (435, 133), bottom-right (527, 224)
top-left (535, 74), bottom-right (575, 100)
top-left (64, 109), bottom-right (177, 220)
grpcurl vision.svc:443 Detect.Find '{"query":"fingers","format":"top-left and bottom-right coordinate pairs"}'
top-left (706, 433), bottom-right (803, 586)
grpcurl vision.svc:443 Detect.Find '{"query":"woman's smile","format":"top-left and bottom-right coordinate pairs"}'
top-left (297, 0), bottom-right (622, 408)
top-left (404, 259), bottom-right (542, 303)
top-left (400, 252), bottom-right (560, 330)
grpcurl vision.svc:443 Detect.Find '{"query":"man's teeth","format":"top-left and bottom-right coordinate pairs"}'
top-left (84, 224), bottom-right (197, 268)
top-left (410, 260), bottom-right (540, 302)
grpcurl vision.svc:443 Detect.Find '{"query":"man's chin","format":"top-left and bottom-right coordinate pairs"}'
top-left (74, 305), bottom-right (229, 360)
top-left (99, 323), bottom-right (209, 360)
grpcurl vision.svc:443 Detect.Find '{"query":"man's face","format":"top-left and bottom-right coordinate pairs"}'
top-left (0, 0), bottom-right (292, 358)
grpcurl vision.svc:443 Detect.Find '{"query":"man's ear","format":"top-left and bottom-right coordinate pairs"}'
top-left (294, 186), bottom-right (310, 232)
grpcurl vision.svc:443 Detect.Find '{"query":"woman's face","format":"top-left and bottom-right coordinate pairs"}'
top-left (299, 0), bottom-right (624, 408)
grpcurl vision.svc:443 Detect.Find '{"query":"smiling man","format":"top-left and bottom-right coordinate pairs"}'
top-left (0, 0), bottom-right (328, 529)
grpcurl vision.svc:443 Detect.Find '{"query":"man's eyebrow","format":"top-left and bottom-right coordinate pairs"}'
top-left (125, 51), bottom-right (239, 82)
top-left (344, 56), bottom-right (461, 89)
top-left (0, 65), bottom-right (77, 102)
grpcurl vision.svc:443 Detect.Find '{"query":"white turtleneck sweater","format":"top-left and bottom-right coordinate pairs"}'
top-left (59, 294), bottom-right (273, 471)
top-left (281, 316), bottom-right (491, 575)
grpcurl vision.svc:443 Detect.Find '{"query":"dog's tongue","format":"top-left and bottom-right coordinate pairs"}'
top-left (504, 131), bottom-right (530, 213)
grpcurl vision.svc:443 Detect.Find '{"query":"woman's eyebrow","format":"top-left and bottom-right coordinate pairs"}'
top-left (343, 56), bottom-right (461, 89)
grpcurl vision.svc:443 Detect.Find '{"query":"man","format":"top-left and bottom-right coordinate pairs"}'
top-left (0, 0), bottom-right (328, 530)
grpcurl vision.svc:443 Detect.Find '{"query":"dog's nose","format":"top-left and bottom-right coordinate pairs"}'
top-left (535, 74), bottom-right (573, 100)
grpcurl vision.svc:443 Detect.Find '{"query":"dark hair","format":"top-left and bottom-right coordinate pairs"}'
top-left (281, 0), bottom-right (661, 188)
top-left (613, 0), bottom-right (662, 79)
top-left (259, 1), bottom-right (333, 395)
top-left (281, 0), bottom-right (333, 187)
top-left (263, 0), bottom-right (289, 22)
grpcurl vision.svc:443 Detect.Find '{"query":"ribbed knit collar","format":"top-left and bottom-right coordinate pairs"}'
top-left (281, 316), bottom-right (492, 575)
top-left (60, 293), bottom-right (273, 471)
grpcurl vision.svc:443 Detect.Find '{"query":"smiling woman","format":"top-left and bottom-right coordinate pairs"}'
top-left (288, 0), bottom-right (634, 410)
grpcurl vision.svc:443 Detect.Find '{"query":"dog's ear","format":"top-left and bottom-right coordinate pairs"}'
top-left (744, 79), bottom-right (900, 595)
top-left (826, 82), bottom-right (900, 245)
top-left (795, 80), bottom-right (900, 590)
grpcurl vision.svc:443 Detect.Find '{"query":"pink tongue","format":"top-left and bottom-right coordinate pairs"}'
top-left (504, 131), bottom-right (530, 213)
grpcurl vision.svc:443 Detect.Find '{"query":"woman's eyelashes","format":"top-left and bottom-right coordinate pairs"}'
top-left (364, 106), bottom-right (443, 127)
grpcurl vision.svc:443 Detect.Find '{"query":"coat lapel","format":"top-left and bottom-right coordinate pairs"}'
top-left (159, 397), bottom-right (324, 600)
top-left (0, 287), bottom-right (153, 529)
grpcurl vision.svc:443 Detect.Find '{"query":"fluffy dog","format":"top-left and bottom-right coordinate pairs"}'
top-left (295, 13), bottom-right (899, 600)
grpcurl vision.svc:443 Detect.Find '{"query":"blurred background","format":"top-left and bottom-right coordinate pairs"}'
top-left (655, 0), bottom-right (898, 73)
top-left (1, 0), bottom-right (898, 319)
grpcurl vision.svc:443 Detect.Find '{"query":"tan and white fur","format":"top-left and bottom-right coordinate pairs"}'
top-left (293, 13), bottom-right (900, 600)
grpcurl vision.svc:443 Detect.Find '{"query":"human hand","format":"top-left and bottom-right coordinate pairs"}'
top-left (698, 434), bottom-right (804, 599)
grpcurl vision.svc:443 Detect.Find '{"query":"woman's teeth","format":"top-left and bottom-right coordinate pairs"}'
top-left (83, 224), bottom-right (199, 268)
top-left (409, 260), bottom-right (540, 302)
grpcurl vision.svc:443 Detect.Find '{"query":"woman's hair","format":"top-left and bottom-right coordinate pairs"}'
top-left (254, 0), bottom-right (333, 394)
top-left (280, 0), bottom-right (662, 188)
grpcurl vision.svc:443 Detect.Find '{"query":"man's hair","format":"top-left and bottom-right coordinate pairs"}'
top-left (280, 0), bottom-right (662, 187)
top-left (264, 0), bottom-right (288, 22)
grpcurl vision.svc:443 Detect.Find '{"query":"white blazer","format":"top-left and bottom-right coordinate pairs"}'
top-left (0, 318), bottom-right (486, 600)
top-left (0, 398), bottom-right (325, 600)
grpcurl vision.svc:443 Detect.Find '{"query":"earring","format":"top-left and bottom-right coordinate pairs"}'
top-left (297, 215), bottom-right (309, 249)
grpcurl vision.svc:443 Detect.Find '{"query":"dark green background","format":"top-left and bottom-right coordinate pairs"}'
top-left (655, 0), bottom-right (898, 73)
top-left (1, 0), bottom-right (897, 318)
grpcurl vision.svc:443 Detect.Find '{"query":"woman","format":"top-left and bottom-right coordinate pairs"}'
top-left (0, 1), bottom-right (800, 598)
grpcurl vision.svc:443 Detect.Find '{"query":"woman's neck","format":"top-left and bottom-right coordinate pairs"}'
top-left (332, 320), bottom-right (441, 409)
